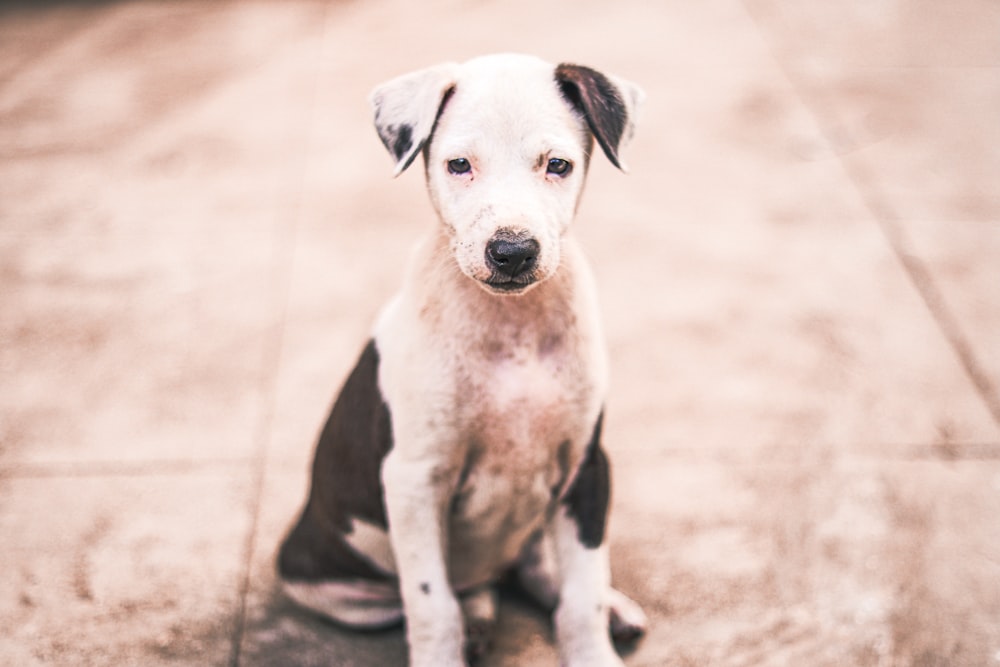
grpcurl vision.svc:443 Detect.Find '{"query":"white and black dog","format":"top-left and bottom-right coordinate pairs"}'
top-left (278, 53), bottom-right (646, 667)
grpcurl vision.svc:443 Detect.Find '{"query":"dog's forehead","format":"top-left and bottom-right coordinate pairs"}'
top-left (439, 55), bottom-right (584, 149)
top-left (455, 55), bottom-right (562, 110)
top-left (458, 53), bottom-right (554, 88)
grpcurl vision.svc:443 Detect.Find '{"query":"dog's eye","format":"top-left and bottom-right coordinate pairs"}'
top-left (546, 158), bottom-right (572, 176)
top-left (448, 158), bottom-right (472, 175)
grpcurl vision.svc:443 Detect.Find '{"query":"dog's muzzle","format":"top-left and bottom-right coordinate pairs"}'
top-left (484, 232), bottom-right (540, 292)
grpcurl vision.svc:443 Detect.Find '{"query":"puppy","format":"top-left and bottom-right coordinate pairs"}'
top-left (278, 53), bottom-right (646, 667)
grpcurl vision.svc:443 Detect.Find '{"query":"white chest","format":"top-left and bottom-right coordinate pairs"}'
top-left (443, 353), bottom-right (593, 589)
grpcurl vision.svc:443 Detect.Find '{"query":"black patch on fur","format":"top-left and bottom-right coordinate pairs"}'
top-left (561, 412), bottom-right (611, 549)
top-left (391, 124), bottom-right (414, 162)
top-left (420, 582), bottom-right (430, 595)
top-left (555, 64), bottom-right (629, 169)
top-left (374, 120), bottom-right (418, 166)
top-left (278, 340), bottom-right (395, 582)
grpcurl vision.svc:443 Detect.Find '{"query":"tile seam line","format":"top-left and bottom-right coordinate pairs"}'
top-left (609, 441), bottom-right (1000, 461)
top-left (225, 137), bottom-right (296, 664)
top-left (225, 163), bottom-right (296, 661)
top-left (0, 457), bottom-right (256, 478)
top-left (741, 4), bottom-right (1000, 429)
top-left (226, 3), bottom-right (337, 663)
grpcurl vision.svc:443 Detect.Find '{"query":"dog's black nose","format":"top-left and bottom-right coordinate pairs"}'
top-left (486, 236), bottom-right (540, 279)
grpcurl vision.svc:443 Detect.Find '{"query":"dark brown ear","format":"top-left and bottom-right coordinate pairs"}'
top-left (555, 63), bottom-right (643, 171)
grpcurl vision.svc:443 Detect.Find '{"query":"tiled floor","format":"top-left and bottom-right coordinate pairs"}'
top-left (1, 1), bottom-right (998, 665)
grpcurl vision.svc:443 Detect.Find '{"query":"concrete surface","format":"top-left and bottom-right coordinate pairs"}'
top-left (1, 1), bottom-right (999, 665)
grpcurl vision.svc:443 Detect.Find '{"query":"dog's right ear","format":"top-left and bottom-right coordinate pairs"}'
top-left (555, 63), bottom-right (644, 172)
top-left (370, 64), bottom-right (459, 176)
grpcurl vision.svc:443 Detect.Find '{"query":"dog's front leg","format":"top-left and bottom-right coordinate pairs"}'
top-left (552, 518), bottom-right (622, 667)
top-left (382, 450), bottom-right (465, 667)
top-left (552, 441), bottom-right (624, 667)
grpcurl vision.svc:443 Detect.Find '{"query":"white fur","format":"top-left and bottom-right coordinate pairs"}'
top-left (375, 231), bottom-right (613, 665)
top-left (344, 518), bottom-right (397, 575)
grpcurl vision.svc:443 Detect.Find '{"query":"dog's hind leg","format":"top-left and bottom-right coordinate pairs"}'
top-left (281, 578), bottom-right (403, 629)
top-left (516, 528), bottom-right (646, 644)
top-left (605, 587), bottom-right (647, 644)
top-left (515, 528), bottom-right (560, 611)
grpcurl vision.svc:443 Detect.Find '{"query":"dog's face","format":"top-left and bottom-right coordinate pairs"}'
top-left (371, 54), bottom-right (643, 295)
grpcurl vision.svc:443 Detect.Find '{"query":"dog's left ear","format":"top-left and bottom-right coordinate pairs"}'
top-left (370, 63), bottom-right (459, 176)
top-left (555, 64), bottom-right (645, 171)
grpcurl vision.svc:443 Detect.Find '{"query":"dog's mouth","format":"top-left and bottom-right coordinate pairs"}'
top-left (482, 275), bottom-right (537, 295)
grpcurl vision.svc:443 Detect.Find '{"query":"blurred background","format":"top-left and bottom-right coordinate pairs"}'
top-left (1, 1), bottom-right (998, 665)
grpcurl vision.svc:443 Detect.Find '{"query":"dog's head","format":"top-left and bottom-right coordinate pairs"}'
top-left (371, 54), bottom-right (643, 295)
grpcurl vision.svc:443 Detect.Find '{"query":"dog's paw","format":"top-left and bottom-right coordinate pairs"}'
top-left (464, 620), bottom-right (494, 664)
top-left (460, 585), bottom-right (497, 664)
top-left (607, 588), bottom-right (647, 646)
top-left (463, 616), bottom-right (495, 664)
